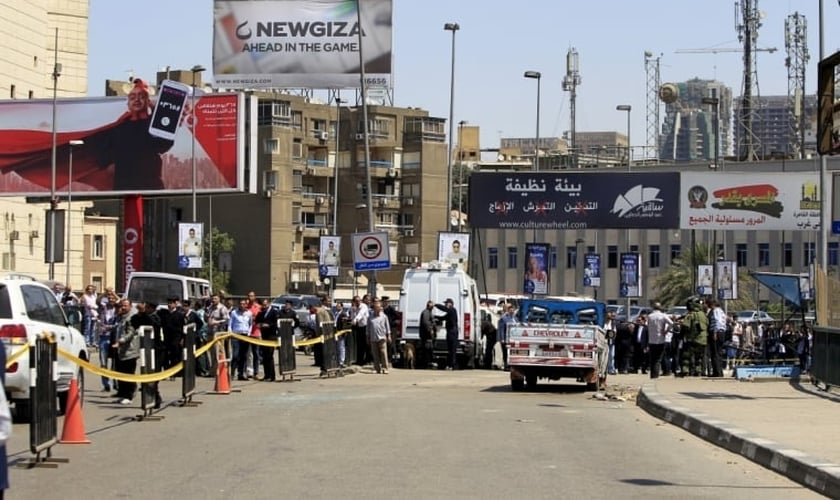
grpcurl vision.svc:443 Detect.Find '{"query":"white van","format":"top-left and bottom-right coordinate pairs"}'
top-left (125, 272), bottom-right (211, 306)
top-left (398, 262), bottom-right (481, 368)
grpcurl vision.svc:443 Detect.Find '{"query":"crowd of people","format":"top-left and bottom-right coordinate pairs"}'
top-left (601, 298), bottom-right (814, 379)
top-left (51, 282), bottom-right (815, 407)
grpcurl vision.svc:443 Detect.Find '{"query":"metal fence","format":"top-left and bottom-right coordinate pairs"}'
top-left (811, 327), bottom-right (840, 389)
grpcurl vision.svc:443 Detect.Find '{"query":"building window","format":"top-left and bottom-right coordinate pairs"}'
top-left (758, 243), bottom-right (770, 266)
top-left (91, 275), bottom-right (103, 292)
top-left (803, 242), bottom-right (815, 266)
top-left (507, 247), bottom-right (517, 269)
top-left (670, 244), bottom-right (681, 260)
top-left (649, 244), bottom-right (660, 269)
top-left (292, 141), bottom-right (303, 159)
top-left (91, 235), bottom-right (104, 260)
top-left (736, 243), bottom-right (747, 267)
top-left (717, 243), bottom-right (724, 259)
top-left (784, 243), bottom-right (792, 268)
top-left (1, 252), bottom-right (14, 270)
top-left (550, 247), bottom-right (557, 269)
top-left (830, 242), bottom-right (839, 266)
top-left (488, 247), bottom-right (498, 269)
top-left (607, 245), bottom-right (618, 268)
top-left (566, 246), bottom-right (576, 269)
top-left (263, 138), bottom-right (279, 154)
top-left (630, 245), bottom-right (638, 252)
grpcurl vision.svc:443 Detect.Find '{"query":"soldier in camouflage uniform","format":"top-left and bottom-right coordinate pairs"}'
top-left (679, 298), bottom-right (708, 377)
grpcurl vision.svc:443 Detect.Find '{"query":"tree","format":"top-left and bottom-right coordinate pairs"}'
top-left (198, 227), bottom-right (235, 294)
top-left (652, 241), bottom-right (756, 311)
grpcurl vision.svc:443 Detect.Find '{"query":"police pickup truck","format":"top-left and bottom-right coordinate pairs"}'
top-left (507, 298), bottom-right (607, 391)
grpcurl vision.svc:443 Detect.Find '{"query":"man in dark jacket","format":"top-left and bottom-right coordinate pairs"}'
top-left (162, 297), bottom-right (187, 372)
top-left (257, 300), bottom-right (280, 381)
top-left (632, 313), bottom-right (649, 374)
top-left (434, 299), bottom-right (459, 370)
top-left (418, 300), bottom-right (437, 369)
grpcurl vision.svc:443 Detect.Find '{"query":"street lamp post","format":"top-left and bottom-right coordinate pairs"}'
top-left (616, 105), bottom-right (632, 313)
top-left (190, 65), bottom-right (206, 223)
top-left (333, 96), bottom-right (346, 235)
top-left (66, 140), bottom-right (83, 287)
top-left (444, 22), bottom-right (460, 230)
top-left (524, 71), bottom-right (542, 171)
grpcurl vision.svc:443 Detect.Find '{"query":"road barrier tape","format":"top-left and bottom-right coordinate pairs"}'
top-left (5, 345), bottom-right (28, 368)
top-left (57, 346), bottom-right (184, 383)
top-left (47, 327), bottom-right (354, 382)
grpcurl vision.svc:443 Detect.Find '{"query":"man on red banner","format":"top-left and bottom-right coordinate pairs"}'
top-left (92, 79), bottom-right (175, 190)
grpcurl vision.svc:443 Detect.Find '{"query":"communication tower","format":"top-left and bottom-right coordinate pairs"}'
top-left (736, 0), bottom-right (764, 161)
top-left (785, 12), bottom-right (809, 159)
top-left (562, 48), bottom-right (581, 168)
top-left (644, 51), bottom-right (661, 163)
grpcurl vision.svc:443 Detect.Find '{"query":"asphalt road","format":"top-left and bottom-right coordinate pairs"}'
top-left (5, 359), bottom-right (822, 499)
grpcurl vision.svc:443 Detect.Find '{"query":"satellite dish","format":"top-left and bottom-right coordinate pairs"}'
top-left (659, 83), bottom-right (679, 104)
top-left (323, 277), bottom-right (331, 285)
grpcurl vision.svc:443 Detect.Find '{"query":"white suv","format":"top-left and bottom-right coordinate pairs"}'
top-left (1, 277), bottom-right (88, 420)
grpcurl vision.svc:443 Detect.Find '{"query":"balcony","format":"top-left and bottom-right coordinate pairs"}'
top-left (371, 194), bottom-right (401, 210)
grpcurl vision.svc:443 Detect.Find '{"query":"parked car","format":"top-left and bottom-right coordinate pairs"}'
top-left (666, 306), bottom-right (688, 318)
top-left (735, 310), bottom-right (776, 324)
top-left (1, 276), bottom-right (89, 421)
top-left (271, 294), bottom-right (321, 326)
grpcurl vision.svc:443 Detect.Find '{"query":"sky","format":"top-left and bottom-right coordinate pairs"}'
top-left (88, 0), bottom-right (840, 154)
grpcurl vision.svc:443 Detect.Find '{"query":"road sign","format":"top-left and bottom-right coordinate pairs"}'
top-left (352, 232), bottom-right (391, 271)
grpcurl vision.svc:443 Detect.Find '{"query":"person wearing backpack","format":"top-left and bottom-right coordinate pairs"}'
top-left (679, 298), bottom-right (708, 377)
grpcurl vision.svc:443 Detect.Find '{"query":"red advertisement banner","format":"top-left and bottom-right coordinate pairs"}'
top-left (0, 90), bottom-right (243, 196)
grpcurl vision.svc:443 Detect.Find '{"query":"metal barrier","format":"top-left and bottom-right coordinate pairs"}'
top-left (278, 320), bottom-right (296, 381)
top-left (138, 326), bottom-right (163, 421)
top-left (811, 326), bottom-right (840, 390)
top-left (21, 335), bottom-right (66, 468)
top-left (321, 323), bottom-right (339, 376)
top-left (180, 324), bottom-right (201, 407)
top-left (343, 322), bottom-right (357, 366)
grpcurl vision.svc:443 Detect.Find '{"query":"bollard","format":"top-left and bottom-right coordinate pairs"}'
top-left (278, 320), bottom-right (297, 381)
top-left (20, 335), bottom-right (67, 468)
top-left (321, 323), bottom-right (339, 377)
top-left (180, 324), bottom-right (202, 407)
top-left (137, 326), bottom-right (164, 421)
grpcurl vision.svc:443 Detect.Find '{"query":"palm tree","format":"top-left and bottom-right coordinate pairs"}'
top-left (653, 241), bottom-right (756, 311)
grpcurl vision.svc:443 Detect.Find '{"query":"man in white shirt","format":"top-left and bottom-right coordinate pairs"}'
top-left (645, 302), bottom-right (674, 379)
top-left (351, 295), bottom-right (370, 366)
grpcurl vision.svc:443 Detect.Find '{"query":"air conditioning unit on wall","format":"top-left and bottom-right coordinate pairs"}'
top-left (355, 133), bottom-right (365, 140)
top-left (315, 130), bottom-right (328, 140)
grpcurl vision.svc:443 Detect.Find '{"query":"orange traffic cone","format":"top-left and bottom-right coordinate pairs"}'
top-left (60, 378), bottom-right (91, 444)
top-left (212, 354), bottom-right (231, 395)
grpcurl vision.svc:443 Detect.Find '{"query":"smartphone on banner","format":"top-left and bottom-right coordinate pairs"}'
top-left (149, 80), bottom-right (190, 141)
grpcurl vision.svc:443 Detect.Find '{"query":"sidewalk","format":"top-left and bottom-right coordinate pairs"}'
top-left (636, 374), bottom-right (840, 498)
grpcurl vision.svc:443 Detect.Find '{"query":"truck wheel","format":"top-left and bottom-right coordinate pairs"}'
top-left (525, 374), bottom-right (538, 389)
top-left (511, 378), bottom-right (525, 391)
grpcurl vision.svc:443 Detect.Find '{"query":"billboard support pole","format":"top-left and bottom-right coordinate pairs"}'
top-left (357, 1), bottom-right (377, 297)
top-left (48, 28), bottom-right (60, 281)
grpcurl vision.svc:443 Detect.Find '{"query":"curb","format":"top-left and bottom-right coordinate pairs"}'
top-left (637, 383), bottom-right (840, 498)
